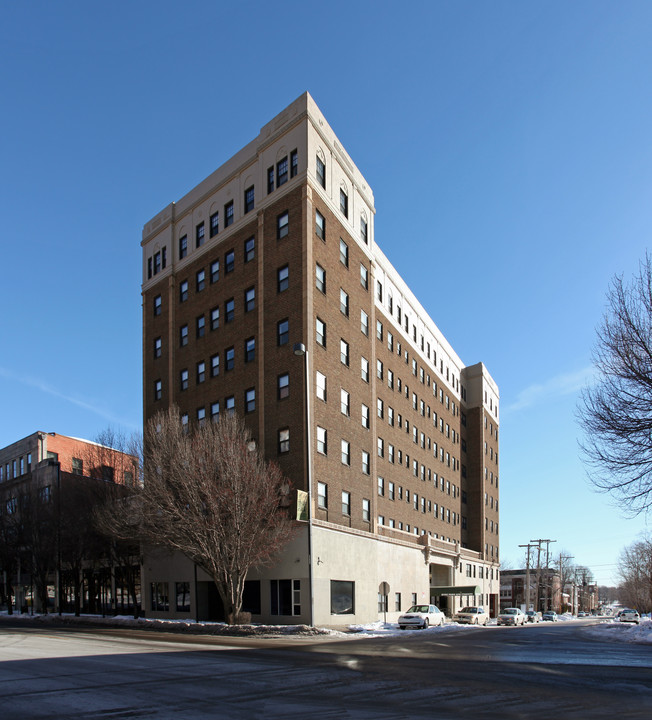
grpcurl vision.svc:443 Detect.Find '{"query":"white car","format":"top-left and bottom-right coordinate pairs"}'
top-left (398, 604), bottom-right (445, 629)
top-left (453, 606), bottom-right (489, 625)
top-left (618, 608), bottom-right (640, 624)
top-left (497, 608), bottom-right (526, 626)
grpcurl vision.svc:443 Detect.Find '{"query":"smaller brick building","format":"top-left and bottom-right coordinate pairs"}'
top-left (0, 431), bottom-right (140, 614)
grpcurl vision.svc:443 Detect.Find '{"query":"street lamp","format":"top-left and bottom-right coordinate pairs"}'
top-left (293, 342), bottom-right (314, 626)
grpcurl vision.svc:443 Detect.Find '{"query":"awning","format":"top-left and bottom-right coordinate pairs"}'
top-left (430, 585), bottom-right (481, 595)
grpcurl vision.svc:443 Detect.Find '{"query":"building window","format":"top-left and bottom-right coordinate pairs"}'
top-left (245, 337), bottom-right (255, 363)
top-left (210, 259), bottom-right (220, 284)
top-left (225, 396), bottom-right (235, 415)
top-left (377, 397), bottom-right (384, 419)
top-left (317, 426), bottom-right (327, 455)
top-left (341, 491), bottom-right (351, 516)
top-left (244, 236), bottom-right (255, 262)
top-left (196, 269), bottom-right (205, 292)
top-left (360, 263), bottom-right (368, 290)
top-left (377, 360), bottom-right (383, 380)
top-left (175, 582), bottom-right (190, 613)
top-left (277, 156), bottom-right (288, 187)
top-left (180, 369), bottom-right (189, 391)
top-left (196, 222), bottom-right (205, 248)
top-left (341, 440), bottom-right (350, 466)
top-left (360, 217), bottom-right (368, 244)
top-left (278, 428), bottom-right (290, 454)
top-left (340, 339), bottom-right (349, 365)
top-left (267, 166), bottom-right (274, 194)
top-left (361, 357), bottom-right (369, 382)
top-left (278, 372), bottom-right (289, 399)
top-left (197, 407), bottom-right (206, 426)
top-left (196, 361), bottom-right (205, 384)
top-left (154, 337), bottom-right (162, 358)
top-left (362, 498), bottom-right (370, 522)
top-left (278, 319), bottom-right (289, 346)
top-left (211, 353), bottom-right (220, 377)
top-left (318, 481), bottom-right (327, 509)
top-left (316, 210), bottom-right (325, 239)
top-left (278, 264), bottom-right (289, 292)
top-left (277, 211), bottom-right (289, 239)
top-left (316, 371), bottom-right (327, 401)
top-left (225, 347), bottom-right (234, 371)
top-left (225, 249), bottom-right (234, 273)
top-left (376, 320), bottom-right (383, 341)
top-left (154, 379), bottom-right (162, 401)
top-left (362, 451), bottom-right (370, 475)
top-left (225, 201), bottom-right (234, 227)
top-left (210, 212), bottom-right (219, 237)
top-left (341, 389), bottom-right (350, 416)
top-left (316, 155), bottom-right (326, 188)
top-left (316, 264), bottom-right (326, 293)
top-left (179, 234), bottom-right (187, 259)
top-left (245, 286), bottom-right (255, 312)
top-left (179, 281), bottom-right (188, 303)
top-left (361, 404), bottom-right (369, 429)
top-left (150, 582), bottom-right (169, 612)
top-left (196, 315), bottom-right (205, 338)
top-left (72, 457), bottom-right (83, 475)
top-left (340, 288), bottom-right (349, 316)
top-left (340, 188), bottom-right (349, 218)
top-left (153, 295), bottom-right (161, 316)
top-left (316, 318), bottom-right (326, 347)
top-left (331, 580), bottom-right (354, 615)
top-left (180, 324), bottom-right (188, 347)
top-left (339, 238), bottom-right (348, 267)
top-left (378, 476), bottom-right (385, 496)
top-left (360, 310), bottom-right (369, 336)
top-left (225, 298), bottom-right (235, 323)
top-left (270, 578), bottom-right (300, 616)
top-left (245, 388), bottom-right (256, 413)
top-left (290, 149), bottom-right (298, 177)
top-left (377, 437), bottom-right (384, 458)
top-left (244, 186), bottom-right (254, 213)
top-left (210, 307), bottom-right (220, 331)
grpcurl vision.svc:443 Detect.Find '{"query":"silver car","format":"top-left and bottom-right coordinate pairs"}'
top-left (398, 604), bottom-right (445, 629)
top-left (497, 608), bottom-right (526, 626)
top-left (618, 608), bottom-right (640, 624)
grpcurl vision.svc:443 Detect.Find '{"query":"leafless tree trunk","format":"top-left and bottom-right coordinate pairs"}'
top-left (578, 253), bottom-right (652, 515)
top-left (618, 536), bottom-right (652, 613)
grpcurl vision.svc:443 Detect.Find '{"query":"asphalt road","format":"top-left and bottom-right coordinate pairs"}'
top-left (0, 619), bottom-right (650, 719)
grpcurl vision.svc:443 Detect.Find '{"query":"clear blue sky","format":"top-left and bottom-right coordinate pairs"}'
top-left (2, 1), bottom-right (651, 586)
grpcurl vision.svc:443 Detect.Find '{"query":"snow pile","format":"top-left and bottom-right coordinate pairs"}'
top-left (583, 617), bottom-right (652, 644)
top-left (0, 611), bottom-right (331, 637)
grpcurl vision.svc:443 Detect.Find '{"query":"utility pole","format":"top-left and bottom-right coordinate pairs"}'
top-left (519, 543), bottom-right (536, 611)
top-left (531, 539), bottom-right (556, 611)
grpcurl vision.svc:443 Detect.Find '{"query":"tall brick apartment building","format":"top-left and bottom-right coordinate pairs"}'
top-left (141, 93), bottom-right (500, 625)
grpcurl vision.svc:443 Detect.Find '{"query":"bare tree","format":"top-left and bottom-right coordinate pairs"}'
top-left (578, 253), bottom-right (652, 515)
top-left (617, 536), bottom-right (652, 613)
top-left (102, 409), bottom-right (295, 624)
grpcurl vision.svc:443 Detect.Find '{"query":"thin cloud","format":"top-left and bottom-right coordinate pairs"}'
top-left (0, 365), bottom-right (138, 429)
top-left (505, 366), bottom-right (596, 414)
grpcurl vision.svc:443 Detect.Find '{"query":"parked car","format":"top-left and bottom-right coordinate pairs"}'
top-left (497, 608), bottom-right (526, 626)
top-left (453, 606), bottom-right (489, 625)
top-left (541, 611), bottom-right (558, 622)
top-left (578, 611), bottom-right (588, 617)
top-left (398, 604), bottom-right (445, 629)
top-left (618, 608), bottom-right (640, 624)
top-left (525, 610), bottom-right (541, 623)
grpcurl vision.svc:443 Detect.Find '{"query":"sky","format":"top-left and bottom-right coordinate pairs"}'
top-left (1, 0), bottom-right (651, 586)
